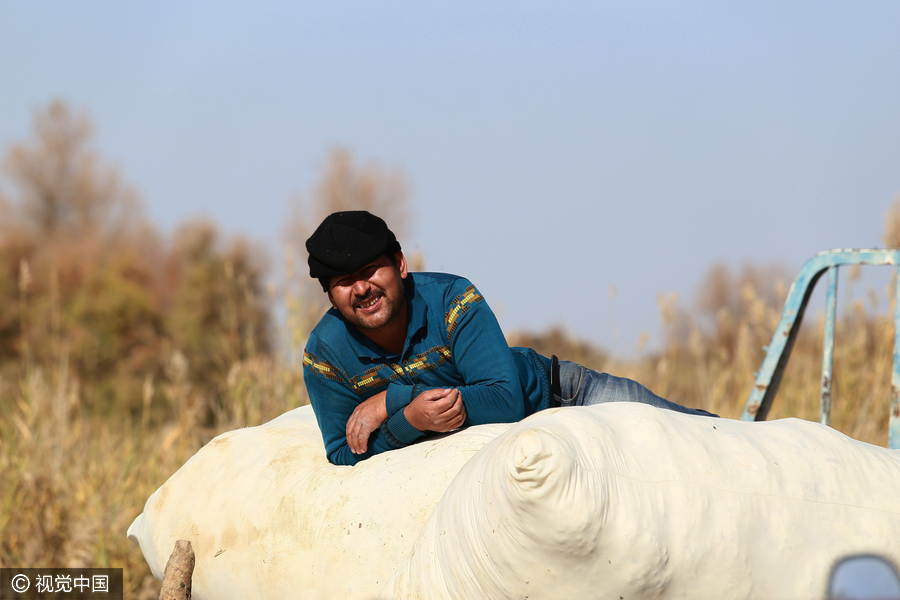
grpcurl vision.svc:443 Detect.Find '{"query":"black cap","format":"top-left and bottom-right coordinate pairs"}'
top-left (306, 211), bottom-right (401, 290)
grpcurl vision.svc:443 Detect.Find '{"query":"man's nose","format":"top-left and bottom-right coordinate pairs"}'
top-left (351, 278), bottom-right (370, 296)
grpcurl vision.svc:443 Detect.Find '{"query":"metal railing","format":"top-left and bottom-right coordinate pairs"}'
top-left (739, 249), bottom-right (900, 449)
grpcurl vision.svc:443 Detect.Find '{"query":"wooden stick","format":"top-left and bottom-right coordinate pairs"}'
top-left (159, 540), bottom-right (195, 600)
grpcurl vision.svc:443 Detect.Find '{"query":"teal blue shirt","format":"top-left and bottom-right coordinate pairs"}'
top-left (303, 272), bottom-right (553, 465)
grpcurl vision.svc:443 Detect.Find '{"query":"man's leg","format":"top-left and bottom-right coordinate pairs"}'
top-left (554, 360), bottom-right (718, 417)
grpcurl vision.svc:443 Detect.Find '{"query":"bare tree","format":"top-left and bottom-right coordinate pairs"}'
top-left (3, 99), bottom-right (141, 241)
top-left (883, 196), bottom-right (900, 248)
top-left (286, 147), bottom-right (412, 253)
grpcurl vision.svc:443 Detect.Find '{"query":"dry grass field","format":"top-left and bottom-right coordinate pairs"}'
top-left (0, 355), bottom-right (308, 598)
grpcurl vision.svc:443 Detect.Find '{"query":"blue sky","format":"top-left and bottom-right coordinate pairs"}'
top-left (2, 2), bottom-right (899, 356)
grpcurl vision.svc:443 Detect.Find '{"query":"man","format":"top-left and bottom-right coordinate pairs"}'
top-left (303, 211), bottom-right (715, 466)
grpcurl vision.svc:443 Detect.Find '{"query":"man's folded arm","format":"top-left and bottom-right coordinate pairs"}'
top-left (303, 353), bottom-right (424, 465)
top-left (380, 281), bottom-right (527, 427)
top-left (446, 288), bottom-right (526, 425)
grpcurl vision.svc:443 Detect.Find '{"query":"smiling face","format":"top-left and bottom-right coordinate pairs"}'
top-left (327, 252), bottom-right (409, 336)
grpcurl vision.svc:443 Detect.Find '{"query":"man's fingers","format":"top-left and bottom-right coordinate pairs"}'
top-left (432, 390), bottom-right (465, 432)
top-left (450, 404), bottom-right (466, 428)
top-left (346, 412), bottom-right (373, 454)
top-left (457, 401), bottom-right (467, 423)
top-left (349, 431), bottom-right (367, 454)
top-left (451, 395), bottom-right (466, 428)
top-left (347, 422), bottom-right (360, 453)
top-left (437, 389), bottom-right (462, 415)
top-left (346, 391), bottom-right (389, 452)
top-left (346, 415), bottom-right (363, 443)
top-left (431, 395), bottom-right (456, 412)
top-left (418, 388), bottom-right (452, 402)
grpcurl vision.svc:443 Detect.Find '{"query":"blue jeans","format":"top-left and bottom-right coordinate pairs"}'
top-left (554, 360), bottom-right (718, 417)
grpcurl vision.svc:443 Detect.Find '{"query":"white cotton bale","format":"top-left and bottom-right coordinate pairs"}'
top-left (381, 403), bottom-right (900, 600)
top-left (127, 404), bottom-right (510, 600)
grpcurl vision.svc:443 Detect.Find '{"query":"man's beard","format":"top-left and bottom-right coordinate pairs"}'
top-left (349, 290), bottom-right (400, 330)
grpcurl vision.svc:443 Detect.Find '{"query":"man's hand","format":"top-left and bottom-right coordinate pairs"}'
top-left (404, 388), bottom-right (467, 433)
top-left (346, 391), bottom-right (388, 454)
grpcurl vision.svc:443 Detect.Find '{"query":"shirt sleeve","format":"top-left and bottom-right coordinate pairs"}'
top-left (303, 344), bottom-right (426, 466)
top-left (440, 280), bottom-right (526, 426)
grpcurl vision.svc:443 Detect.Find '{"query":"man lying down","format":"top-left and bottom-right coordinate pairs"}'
top-left (302, 211), bottom-right (716, 466)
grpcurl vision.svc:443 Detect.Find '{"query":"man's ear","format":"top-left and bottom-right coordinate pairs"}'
top-left (395, 251), bottom-right (408, 279)
top-left (327, 290), bottom-right (337, 309)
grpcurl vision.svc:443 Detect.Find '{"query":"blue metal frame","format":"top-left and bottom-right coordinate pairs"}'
top-left (739, 249), bottom-right (900, 450)
top-left (820, 266), bottom-right (837, 427)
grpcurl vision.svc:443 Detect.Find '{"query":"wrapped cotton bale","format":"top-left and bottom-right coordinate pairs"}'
top-left (127, 404), bottom-right (509, 600)
top-left (382, 403), bottom-right (900, 600)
